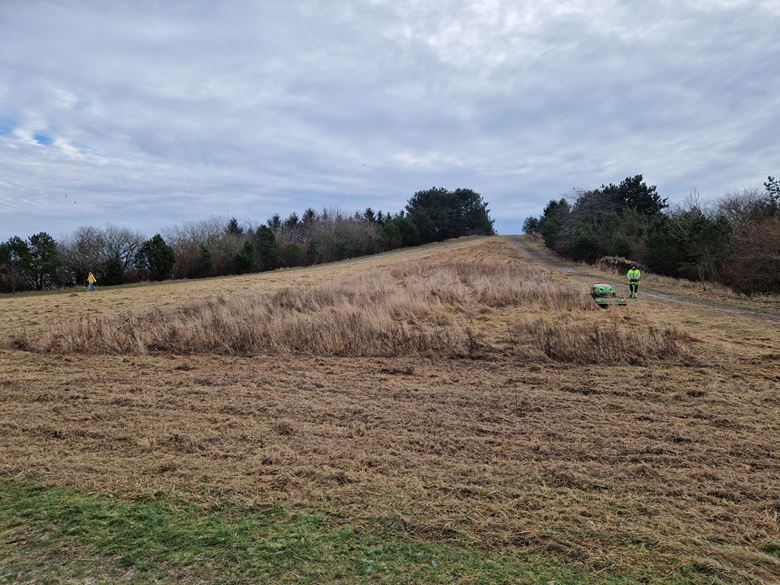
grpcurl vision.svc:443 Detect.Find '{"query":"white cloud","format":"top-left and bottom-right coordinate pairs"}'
top-left (53, 137), bottom-right (82, 159)
top-left (53, 88), bottom-right (78, 109)
top-left (0, 0), bottom-right (778, 238)
top-left (11, 128), bottom-right (38, 146)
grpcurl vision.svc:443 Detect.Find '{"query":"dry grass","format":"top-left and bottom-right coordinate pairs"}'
top-left (390, 262), bottom-right (593, 311)
top-left (14, 281), bottom-right (469, 357)
top-left (14, 261), bottom-right (599, 360)
top-left (0, 236), bottom-right (494, 339)
top-left (511, 317), bottom-right (692, 365)
top-left (1, 349), bottom-right (778, 581)
top-left (2, 236), bottom-right (779, 582)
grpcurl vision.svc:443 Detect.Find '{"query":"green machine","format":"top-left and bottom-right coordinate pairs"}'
top-left (591, 281), bottom-right (627, 308)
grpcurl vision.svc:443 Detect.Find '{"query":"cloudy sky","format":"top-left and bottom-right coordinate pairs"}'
top-left (1, 0), bottom-right (778, 238)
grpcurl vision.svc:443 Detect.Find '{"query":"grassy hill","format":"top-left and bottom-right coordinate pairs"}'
top-left (1, 236), bottom-right (778, 584)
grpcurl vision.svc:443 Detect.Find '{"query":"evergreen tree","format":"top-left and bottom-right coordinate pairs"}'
top-left (197, 245), bottom-right (213, 277)
top-left (0, 236), bottom-right (31, 292)
top-left (522, 217), bottom-right (539, 233)
top-left (380, 221), bottom-right (403, 249)
top-left (253, 225), bottom-right (280, 270)
top-left (454, 188), bottom-right (495, 235)
top-left (646, 208), bottom-right (730, 282)
top-left (27, 232), bottom-right (62, 290)
top-left (226, 217), bottom-right (244, 236)
top-left (393, 216), bottom-right (421, 247)
top-left (284, 212), bottom-right (300, 228)
top-left (405, 187), bottom-right (494, 242)
top-left (100, 255), bottom-right (125, 285)
top-left (301, 208), bottom-right (317, 226)
top-left (232, 240), bottom-right (254, 274)
top-left (279, 243), bottom-right (304, 267)
top-left (567, 226), bottom-right (603, 262)
top-left (267, 214), bottom-right (282, 230)
top-left (601, 175), bottom-right (668, 215)
top-left (136, 234), bottom-right (175, 281)
top-left (405, 187), bottom-right (452, 242)
top-left (536, 198), bottom-right (570, 249)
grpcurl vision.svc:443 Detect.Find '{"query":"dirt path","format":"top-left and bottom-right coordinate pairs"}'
top-left (507, 235), bottom-right (780, 323)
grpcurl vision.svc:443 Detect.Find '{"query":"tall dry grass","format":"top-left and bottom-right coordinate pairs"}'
top-left (390, 262), bottom-right (593, 311)
top-left (16, 274), bottom-right (465, 357)
top-left (510, 318), bottom-right (691, 365)
top-left (12, 261), bottom-right (691, 364)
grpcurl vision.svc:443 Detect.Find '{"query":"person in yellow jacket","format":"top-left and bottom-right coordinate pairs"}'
top-left (627, 265), bottom-right (641, 299)
top-left (86, 271), bottom-right (97, 291)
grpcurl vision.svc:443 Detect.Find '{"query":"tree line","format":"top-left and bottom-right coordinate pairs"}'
top-left (0, 187), bottom-right (494, 292)
top-left (524, 175), bottom-right (779, 294)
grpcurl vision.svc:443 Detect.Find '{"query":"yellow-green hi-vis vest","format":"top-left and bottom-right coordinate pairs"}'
top-left (627, 268), bottom-right (641, 282)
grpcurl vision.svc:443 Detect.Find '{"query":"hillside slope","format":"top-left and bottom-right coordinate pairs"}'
top-left (1, 236), bottom-right (778, 584)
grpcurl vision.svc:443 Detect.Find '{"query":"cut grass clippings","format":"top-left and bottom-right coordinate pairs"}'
top-left (0, 480), bottom-right (648, 585)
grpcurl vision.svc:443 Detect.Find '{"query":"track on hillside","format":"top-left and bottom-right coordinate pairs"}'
top-left (507, 235), bottom-right (780, 323)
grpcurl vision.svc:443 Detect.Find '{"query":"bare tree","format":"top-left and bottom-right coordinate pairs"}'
top-left (59, 226), bottom-right (107, 285)
top-left (103, 225), bottom-right (144, 271)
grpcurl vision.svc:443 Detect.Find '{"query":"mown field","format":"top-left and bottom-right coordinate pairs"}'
top-left (1, 236), bottom-right (778, 584)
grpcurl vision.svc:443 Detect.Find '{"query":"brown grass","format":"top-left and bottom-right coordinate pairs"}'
top-left (2, 349), bottom-right (778, 581)
top-left (2, 236), bottom-right (779, 582)
top-left (511, 317), bottom-right (692, 365)
top-left (0, 236), bottom-right (494, 339)
top-left (14, 261), bottom-right (600, 360)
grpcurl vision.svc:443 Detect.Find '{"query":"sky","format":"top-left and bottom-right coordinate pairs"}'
top-left (1, 0), bottom-right (779, 238)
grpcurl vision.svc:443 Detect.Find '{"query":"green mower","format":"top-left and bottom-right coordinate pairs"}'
top-left (591, 281), bottom-right (627, 309)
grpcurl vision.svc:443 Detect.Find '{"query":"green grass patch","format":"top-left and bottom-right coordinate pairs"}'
top-left (0, 479), bottom-right (737, 584)
top-left (761, 541), bottom-right (780, 559)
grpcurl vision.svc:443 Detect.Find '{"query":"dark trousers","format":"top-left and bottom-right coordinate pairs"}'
top-left (629, 282), bottom-right (639, 296)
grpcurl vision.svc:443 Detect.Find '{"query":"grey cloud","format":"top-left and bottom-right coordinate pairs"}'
top-left (0, 0), bottom-right (778, 239)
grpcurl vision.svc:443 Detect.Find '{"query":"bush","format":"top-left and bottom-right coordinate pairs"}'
top-left (279, 243), bottom-right (304, 268)
top-left (232, 240), bottom-right (254, 274)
